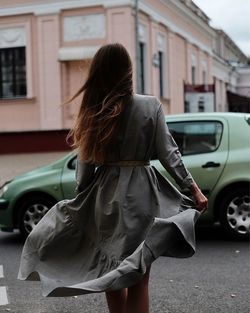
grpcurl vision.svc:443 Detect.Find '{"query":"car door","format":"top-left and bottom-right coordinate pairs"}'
top-left (153, 117), bottom-right (229, 197)
top-left (61, 155), bottom-right (78, 199)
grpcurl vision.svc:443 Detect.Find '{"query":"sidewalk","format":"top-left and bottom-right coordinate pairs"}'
top-left (0, 151), bottom-right (69, 186)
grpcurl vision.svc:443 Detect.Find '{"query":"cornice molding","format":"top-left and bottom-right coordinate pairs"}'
top-left (139, 2), bottom-right (213, 55)
top-left (0, 0), bottom-right (214, 56)
top-left (0, 0), bottom-right (133, 17)
top-left (164, 0), bottom-right (215, 38)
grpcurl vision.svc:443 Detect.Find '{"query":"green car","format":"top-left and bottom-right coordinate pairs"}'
top-left (0, 113), bottom-right (249, 239)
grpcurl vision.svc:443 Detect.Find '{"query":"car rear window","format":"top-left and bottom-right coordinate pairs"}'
top-left (168, 121), bottom-right (223, 155)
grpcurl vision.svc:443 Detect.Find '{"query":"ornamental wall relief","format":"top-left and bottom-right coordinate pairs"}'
top-left (63, 14), bottom-right (106, 41)
top-left (0, 27), bottom-right (26, 48)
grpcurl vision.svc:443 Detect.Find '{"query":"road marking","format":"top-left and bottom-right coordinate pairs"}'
top-left (0, 265), bottom-right (4, 278)
top-left (0, 287), bottom-right (9, 306)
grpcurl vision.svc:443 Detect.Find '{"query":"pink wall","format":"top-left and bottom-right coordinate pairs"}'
top-left (145, 0), bottom-right (212, 48)
top-left (61, 60), bottom-right (90, 129)
top-left (169, 33), bottom-right (187, 114)
top-left (37, 14), bottom-right (62, 130)
top-left (0, 0), bottom-right (214, 133)
top-left (0, 0), bottom-right (45, 7)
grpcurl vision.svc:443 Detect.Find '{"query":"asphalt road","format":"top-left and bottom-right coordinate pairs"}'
top-left (0, 226), bottom-right (249, 313)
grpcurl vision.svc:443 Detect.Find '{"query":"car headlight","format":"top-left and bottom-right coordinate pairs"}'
top-left (0, 184), bottom-right (9, 197)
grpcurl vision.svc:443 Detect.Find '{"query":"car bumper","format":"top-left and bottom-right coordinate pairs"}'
top-left (0, 198), bottom-right (9, 210)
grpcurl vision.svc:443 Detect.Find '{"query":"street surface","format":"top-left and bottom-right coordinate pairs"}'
top-left (0, 226), bottom-right (249, 313)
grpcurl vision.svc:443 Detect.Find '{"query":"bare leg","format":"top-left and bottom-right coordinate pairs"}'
top-left (126, 266), bottom-right (151, 313)
top-left (105, 288), bottom-right (127, 313)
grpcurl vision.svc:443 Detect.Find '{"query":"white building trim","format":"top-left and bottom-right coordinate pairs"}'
top-left (58, 46), bottom-right (100, 61)
top-left (0, 26), bottom-right (26, 48)
top-left (212, 54), bottom-right (232, 83)
top-left (63, 14), bottom-right (106, 41)
top-left (213, 56), bottom-right (239, 91)
top-left (166, 0), bottom-right (215, 37)
top-left (0, 0), bottom-right (133, 17)
top-left (139, 2), bottom-right (213, 56)
top-left (0, 0), bottom-right (213, 56)
top-left (212, 59), bottom-right (230, 83)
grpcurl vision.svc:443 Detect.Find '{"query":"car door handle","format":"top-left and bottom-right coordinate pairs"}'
top-left (202, 161), bottom-right (221, 168)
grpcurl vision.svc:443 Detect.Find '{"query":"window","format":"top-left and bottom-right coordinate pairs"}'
top-left (184, 101), bottom-right (190, 113)
top-left (0, 47), bottom-right (27, 99)
top-left (198, 97), bottom-right (205, 112)
top-left (191, 65), bottom-right (196, 85)
top-left (158, 51), bottom-right (163, 98)
top-left (168, 121), bottom-right (223, 155)
top-left (139, 42), bottom-right (145, 94)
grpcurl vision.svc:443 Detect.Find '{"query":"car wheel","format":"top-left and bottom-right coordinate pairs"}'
top-left (19, 196), bottom-right (55, 238)
top-left (219, 187), bottom-right (250, 239)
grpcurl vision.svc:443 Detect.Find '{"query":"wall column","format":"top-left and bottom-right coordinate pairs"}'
top-left (149, 19), bottom-right (158, 96)
top-left (37, 14), bottom-right (62, 129)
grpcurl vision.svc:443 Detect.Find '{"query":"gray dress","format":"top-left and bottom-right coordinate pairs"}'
top-left (17, 94), bottom-right (201, 297)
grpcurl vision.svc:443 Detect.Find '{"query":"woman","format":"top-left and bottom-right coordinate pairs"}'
top-left (18, 43), bottom-right (207, 313)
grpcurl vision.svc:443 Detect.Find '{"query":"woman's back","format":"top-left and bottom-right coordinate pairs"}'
top-left (106, 94), bottom-right (158, 162)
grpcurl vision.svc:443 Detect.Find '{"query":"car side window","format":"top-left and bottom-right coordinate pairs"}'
top-left (168, 121), bottom-right (223, 156)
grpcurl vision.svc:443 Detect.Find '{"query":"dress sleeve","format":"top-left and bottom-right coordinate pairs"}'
top-left (75, 154), bottom-right (96, 194)
top-left (154, 100), bottom-right (194, 190)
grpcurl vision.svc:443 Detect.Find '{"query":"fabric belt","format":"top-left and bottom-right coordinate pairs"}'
top-left (104, 160), bottom-right (150, 167)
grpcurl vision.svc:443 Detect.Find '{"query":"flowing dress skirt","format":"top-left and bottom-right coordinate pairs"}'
top-left (17, 164), bottom-right (201, 297)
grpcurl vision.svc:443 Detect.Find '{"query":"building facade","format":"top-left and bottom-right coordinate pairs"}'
top-left (237, 66), bottom-right (250, 98)
top-left (212, 29), bottom-right (249, 112)
top-left (0, 0), bottom-right (248, 153)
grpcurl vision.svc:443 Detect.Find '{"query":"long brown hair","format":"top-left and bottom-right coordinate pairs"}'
top-left (65, 43), bottom-right (133, 164)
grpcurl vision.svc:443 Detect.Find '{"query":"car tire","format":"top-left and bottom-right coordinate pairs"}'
top-left (18, 196), bottom-right (55, 239)
top-left (219, 187), bottom-right (250, 240)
